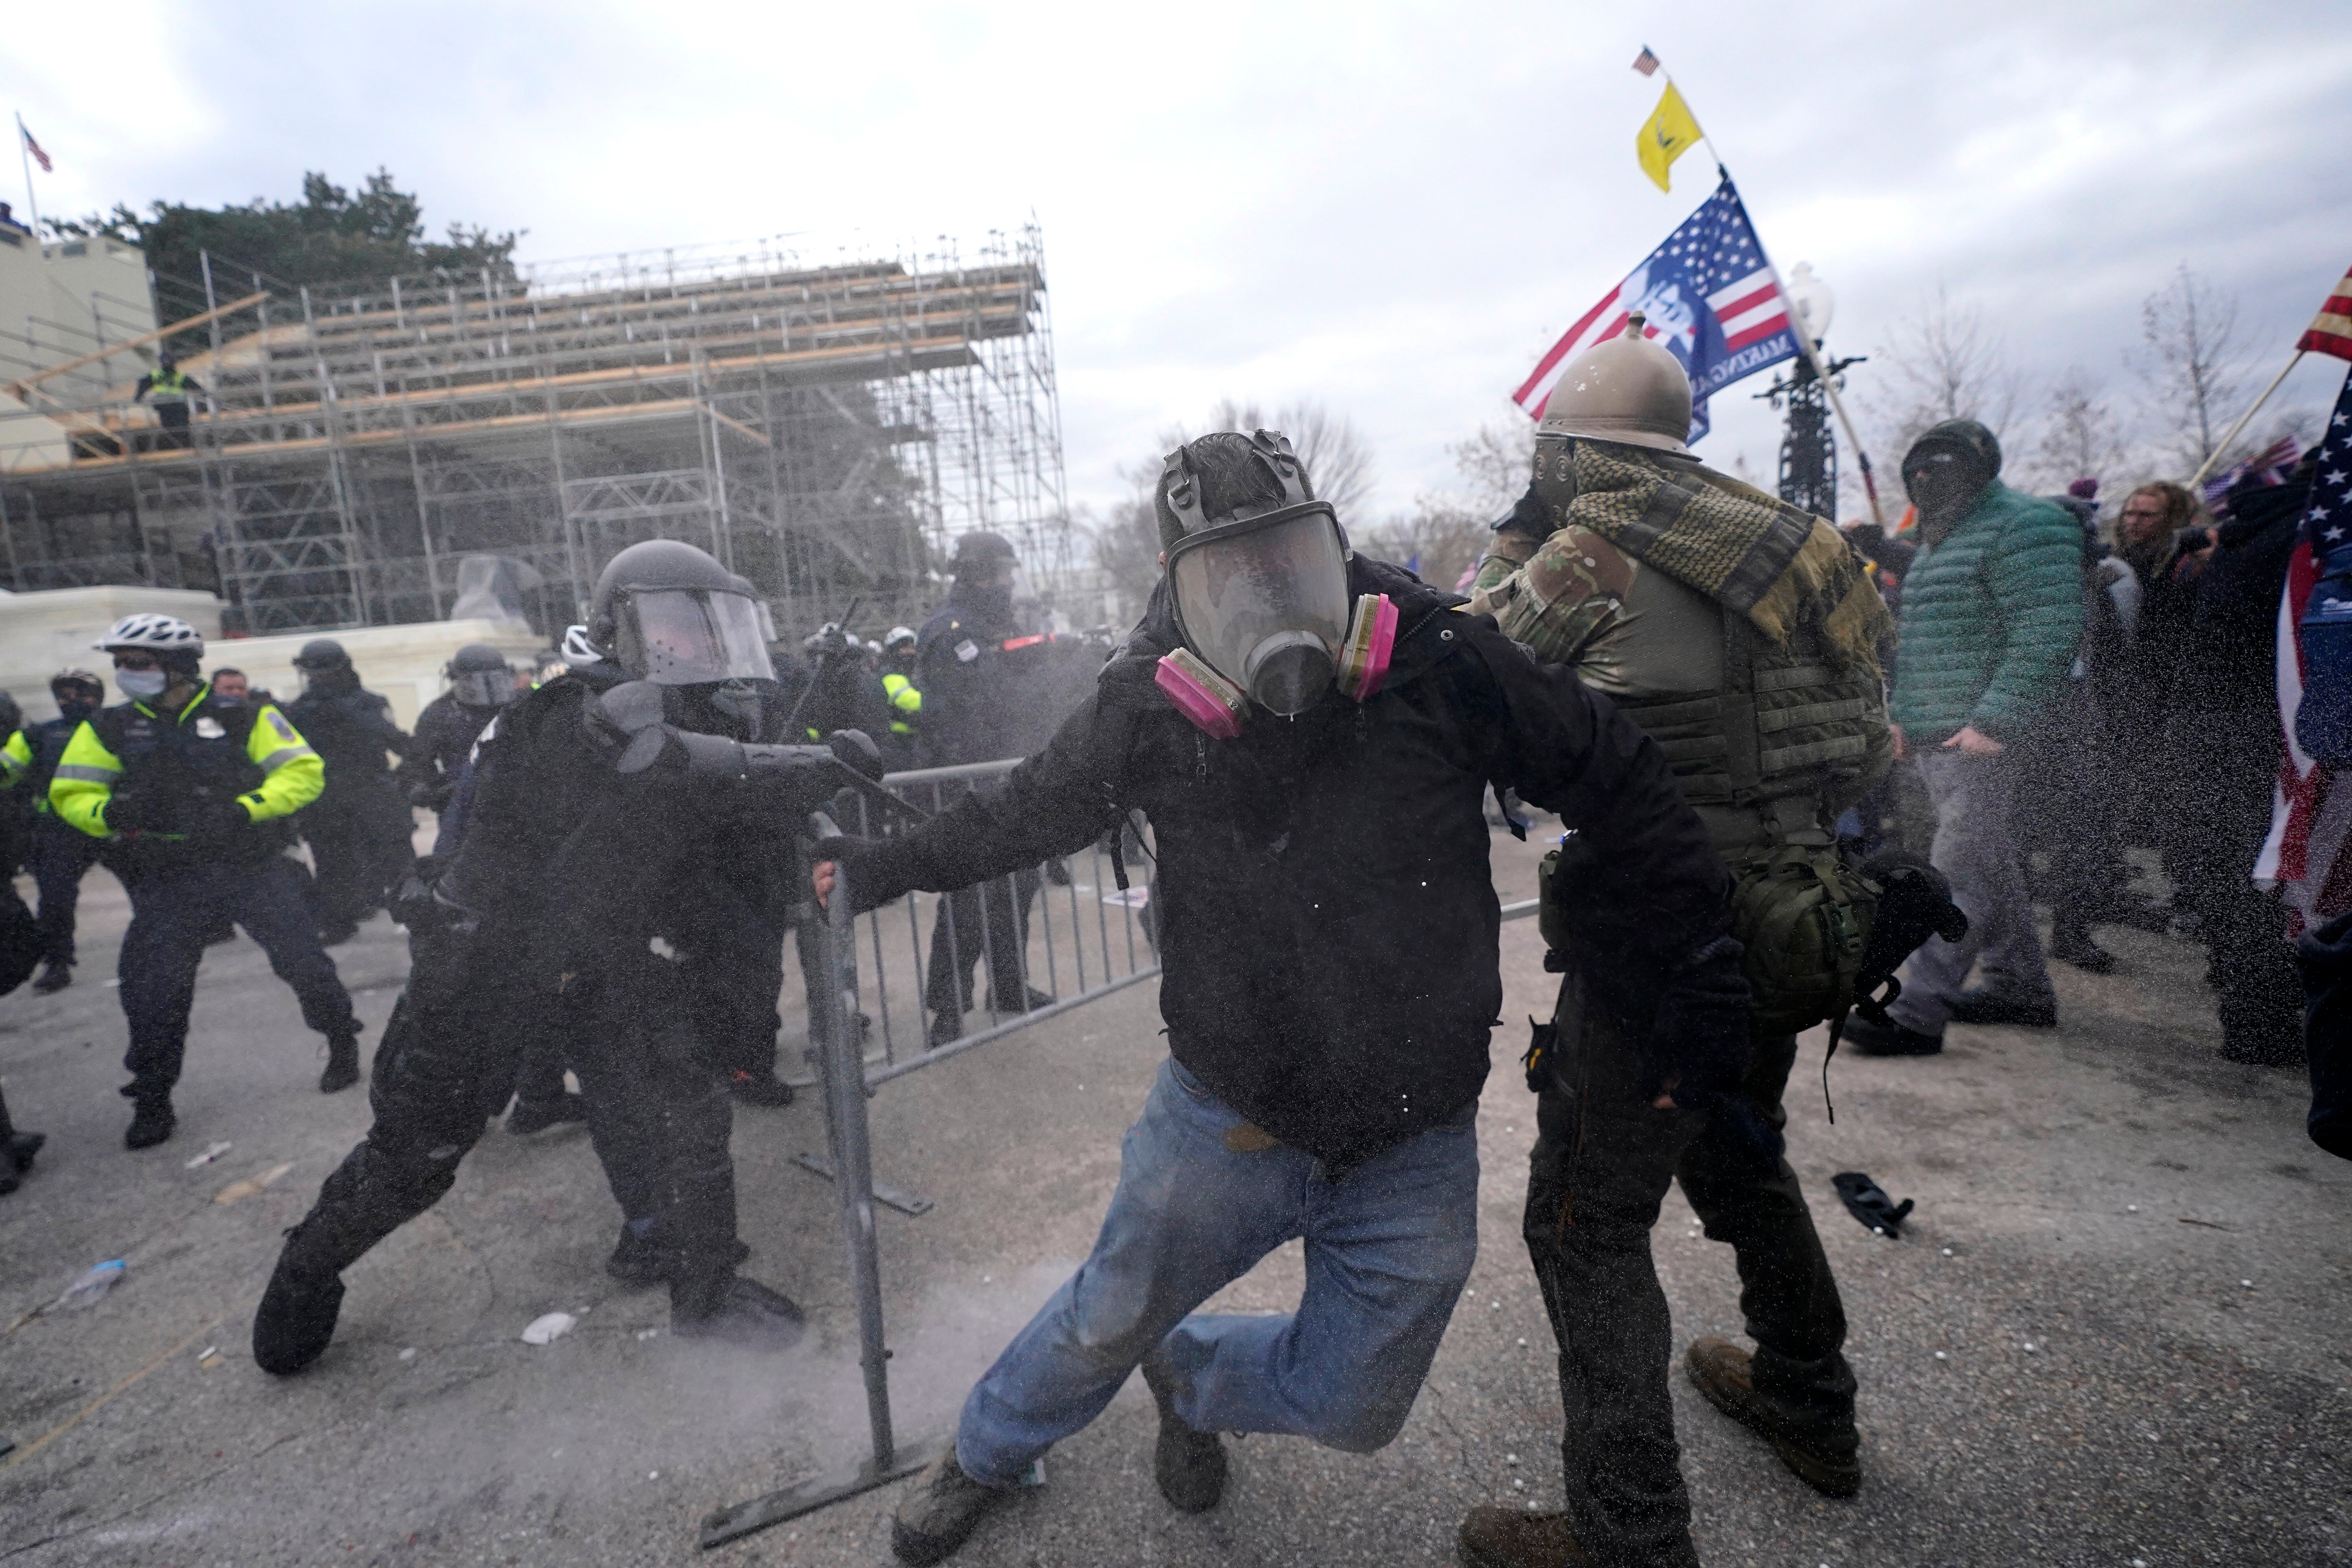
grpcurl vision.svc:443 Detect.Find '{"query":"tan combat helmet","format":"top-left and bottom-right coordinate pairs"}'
top-left (1536, 312), bottom-right (1693, 453)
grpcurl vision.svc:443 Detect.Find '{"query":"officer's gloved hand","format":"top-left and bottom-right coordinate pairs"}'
top-left (102, 789), bottom-right (161, 835)
top-left (202, 797), bottom-right (253, 838)
top-left (826, 729), bottom-right (884, 783)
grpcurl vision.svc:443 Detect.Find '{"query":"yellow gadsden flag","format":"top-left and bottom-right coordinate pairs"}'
top-left (1637, 83), bottom-right (1703, 191)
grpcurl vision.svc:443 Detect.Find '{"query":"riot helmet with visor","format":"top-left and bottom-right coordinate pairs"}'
top-left (586, 539), bottom-right (777, 688)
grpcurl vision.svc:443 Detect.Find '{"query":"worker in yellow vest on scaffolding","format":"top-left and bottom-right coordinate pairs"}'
top-left (133, 350), bottom-right (205, 450)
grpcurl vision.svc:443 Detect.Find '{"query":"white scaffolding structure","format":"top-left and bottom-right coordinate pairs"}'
top-left (0, 225), bottom-right (1071, 642)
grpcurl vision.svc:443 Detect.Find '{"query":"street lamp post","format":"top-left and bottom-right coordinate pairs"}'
top-left (1757, 263), bottom-right (1865, 521)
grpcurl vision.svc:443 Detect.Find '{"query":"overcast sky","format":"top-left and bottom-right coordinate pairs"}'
top-left (12, 0), bottom-right (2349, 524)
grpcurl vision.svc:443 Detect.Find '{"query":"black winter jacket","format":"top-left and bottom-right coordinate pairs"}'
top-left (286, 683), bottom-right (410, 804)
top-left (851, 557), bottom-right (1729, 1169)
top-left (397, 693), bottom-right (499, 808)
top-left (913, 586), bottom-right (1029, 768)
top-left (2180, 474), bottom-right (2311, 715)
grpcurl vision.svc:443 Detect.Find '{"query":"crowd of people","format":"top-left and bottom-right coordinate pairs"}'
top-left (2, 310), bottom-right (2344, 1568)
top-left (1833, 426), bottom-right (2336, 1070)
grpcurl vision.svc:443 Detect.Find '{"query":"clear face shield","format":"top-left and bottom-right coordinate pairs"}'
top-left (448, 669), bottom-right (517, 707)
top-left (1167, 505), bottom-right (1352, 717)
top-left (612, 588), bottom-right (778, 687)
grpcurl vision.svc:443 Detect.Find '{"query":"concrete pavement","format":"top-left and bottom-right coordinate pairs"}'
top-left (0, 831), bottom-right (2343, 1567)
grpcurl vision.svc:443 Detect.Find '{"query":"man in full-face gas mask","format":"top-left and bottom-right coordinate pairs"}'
top-left (252, 540), bottom-right (854, 1374)
top-left (813, 430), bottom-right (1739, 1566)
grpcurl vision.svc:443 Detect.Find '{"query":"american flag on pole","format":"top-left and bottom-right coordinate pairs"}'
top-left (20, 122), bottom-right (50, 174)
top-left (2258, 370), bottom-right (2352, 914)
top-left (1511, 175), bottom-right (1798, 444)
top-left (2299, 264), bottom-right (2352, 363)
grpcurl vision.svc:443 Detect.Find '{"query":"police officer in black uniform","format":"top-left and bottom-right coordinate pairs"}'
top-left (397, 644), bottom-right (515, 812)
top-left (286, 641), bottom-right (416, 944)
top-left (252, 541), bottom-right (860, 1373)
top-left (915, 530), bottom-right (1051, 1046)
top-left (17, 671), bottom-right (109, 993)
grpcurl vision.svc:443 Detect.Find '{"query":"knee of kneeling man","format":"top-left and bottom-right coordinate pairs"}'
top-left (1308, 1383), bottom-right (1418, 1455)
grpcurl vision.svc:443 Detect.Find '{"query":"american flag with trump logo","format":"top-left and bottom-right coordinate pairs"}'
top-left (1512, 174), bottom-right (1797, 445)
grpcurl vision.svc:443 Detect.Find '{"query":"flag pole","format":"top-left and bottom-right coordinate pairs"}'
top-left (2188, 349), bottom-right (2305, 488)
top-left (13, 113), bottom-right (38, 240)
top-left (1648, 56), bottom-right (1887, 524)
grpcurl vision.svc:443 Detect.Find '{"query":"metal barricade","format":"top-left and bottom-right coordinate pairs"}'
top-left (703, 762), bottom-right (1160, 1548)
top-left (781, 757), bottom-right (1161, 1094)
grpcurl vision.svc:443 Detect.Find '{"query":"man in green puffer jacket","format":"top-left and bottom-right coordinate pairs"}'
top-left (1846, 419), bottom-right (2084, 1055)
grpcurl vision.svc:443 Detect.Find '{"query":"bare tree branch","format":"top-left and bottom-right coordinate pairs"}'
top-left (2135, 263), bottom-right (2252, 474)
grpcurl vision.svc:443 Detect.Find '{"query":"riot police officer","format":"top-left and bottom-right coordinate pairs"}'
top-left (397, 644), bottom-right (516, 812)
top-left (286, 641), bottom-right (416, 944)
top-left (51, 616), bottom-right (363, 1148)
top-left (252, 541), bottom-right (852, 1373)
top-left (1455, 320), bottom-right (1895, 1568)
top-left (9, 670), bottom-right (110, 993)
top-left (914, 530), bottom-right (1051, 1046)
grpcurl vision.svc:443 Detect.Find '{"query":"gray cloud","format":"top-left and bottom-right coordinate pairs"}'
top-left (11, 0), bottom-right (2347, 521)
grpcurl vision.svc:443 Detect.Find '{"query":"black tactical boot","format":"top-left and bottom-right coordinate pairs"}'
top-left (123, 1089), bottom-right (176, 1149)
top-left (30, 958), bottom-right (70, 995)
top-left (607, 1225), bottom-right (748, 1285)
top-left (252, 1239), bottom-right (347, 1376)
top-left (668, 1272), bottom-right (806, 1350)
top-left (1841, 1014), bottom-right (1943, 1057)
top-left (0, 1092), bottom-right (39, 1196)
top-left (1140, 1349), bottom-right (1227, 1512)
top-left (318, 1030), bottom-right (362, 1094)
top-left (507, 1091), bottom-right (590, 1134)
top-left (1947, 988), bottom-right (2058, 1027)
top-left (2049, 925), bottom-right (2117, 975)
top-left (1684, 1337), bottom-right (1861, 1497)
top-left (724, 1069), bottom-right (795, 1108)
top-left (1456, 1507), bottom-right (1593, 1567)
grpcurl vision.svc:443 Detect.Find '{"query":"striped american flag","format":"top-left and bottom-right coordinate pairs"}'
top-left (1512, 176), bottom-right (1797, 443)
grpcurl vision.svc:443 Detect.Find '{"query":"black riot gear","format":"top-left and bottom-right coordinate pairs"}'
top-left (444, 643), bottom-right (516, 709)
top-left (585, 540), bottom-right (776, 687)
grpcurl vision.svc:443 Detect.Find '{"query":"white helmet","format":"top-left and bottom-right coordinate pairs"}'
top-left (95, 613), bottom-right (205, 659)
top-left (884, 626), bottom-right (917, 651)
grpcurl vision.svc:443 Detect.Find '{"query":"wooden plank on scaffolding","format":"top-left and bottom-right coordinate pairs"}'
top-left (2, 292), bottom-right (270, 400)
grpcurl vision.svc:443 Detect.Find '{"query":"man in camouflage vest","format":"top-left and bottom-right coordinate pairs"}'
top-left (1456, 318), bottom-right (1894, 1568)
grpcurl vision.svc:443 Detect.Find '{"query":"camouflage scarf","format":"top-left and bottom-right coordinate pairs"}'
top-left (1475, 436), bottom-right (1888, 672)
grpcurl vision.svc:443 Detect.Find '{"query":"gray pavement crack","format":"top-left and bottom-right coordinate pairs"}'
top-left (1417, 1377), bottom-right (1483, 1496)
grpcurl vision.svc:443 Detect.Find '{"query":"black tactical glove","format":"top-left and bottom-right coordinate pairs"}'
top-left (102, 789), bottom-right (162, 834)
top-left (1647, 933), bottom-right (1784, 1173)
top-left (201, 797), bottom-right (254, 838)
top-left (1830, 1171), bottom-right (1914, 1237)
top-left (826, 729), bottom-right (885, 783)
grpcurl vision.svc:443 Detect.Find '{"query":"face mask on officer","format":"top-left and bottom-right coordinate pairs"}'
top-left (56, 689), bottom-right (101, 723)
top-left (1159, 431), bottom-right (1364, 722)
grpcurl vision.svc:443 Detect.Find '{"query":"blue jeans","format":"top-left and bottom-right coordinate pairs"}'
top-left (956, 1057), bottom-right (1480, 1486)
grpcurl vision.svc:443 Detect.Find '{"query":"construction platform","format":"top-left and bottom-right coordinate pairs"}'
top-left (0, 228), bottom-right (1073, 640)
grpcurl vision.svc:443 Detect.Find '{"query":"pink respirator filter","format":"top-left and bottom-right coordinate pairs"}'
top-left (1155, 647), bottom-right (1248, 739)
top-left (1336, 593), bottom-right (1398, 702)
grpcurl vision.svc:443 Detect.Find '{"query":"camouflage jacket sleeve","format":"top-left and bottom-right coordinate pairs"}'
top-left (1466, 524), bottom-right (1635, 670)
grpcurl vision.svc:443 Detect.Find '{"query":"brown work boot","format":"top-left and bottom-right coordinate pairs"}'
top-left (1456, 1506), bottom-right (1591, 1567)
top-left (1684, 1336), bottom-right (1861, 1497)
top-left (891, 1451), bottom-right (1011, 1565)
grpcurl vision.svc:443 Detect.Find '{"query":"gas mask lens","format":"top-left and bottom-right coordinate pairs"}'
top-left (1168, 508), bottom-right (1350, 717)
top-left (615, 589), bottom-right (777, 686)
